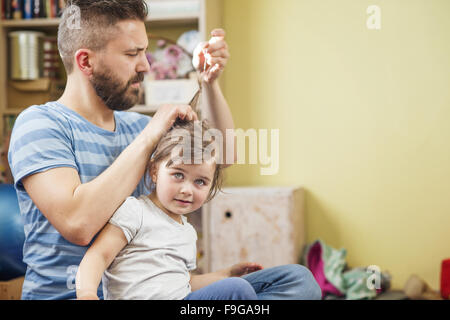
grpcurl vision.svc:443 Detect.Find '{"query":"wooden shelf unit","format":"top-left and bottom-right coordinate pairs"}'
top-left (0, 17), bottom-right (61, 27)
top-left (0, 13), bottom-right (201, 28)
top-left (0, 0), bottom-right (223, 141)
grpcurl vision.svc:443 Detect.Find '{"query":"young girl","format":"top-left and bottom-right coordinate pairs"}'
top-left (75, 119), bottom-right (263, 300)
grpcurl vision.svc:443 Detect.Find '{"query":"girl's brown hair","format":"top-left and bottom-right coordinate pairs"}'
top-left (145, 119), bottom-right (224, 202)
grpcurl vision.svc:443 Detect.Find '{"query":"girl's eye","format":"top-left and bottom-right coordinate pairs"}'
top-left (173, 172), bottom-right (184, 179)
top-left (127, 53), bottom-right (138, 57)
top-left (195, 179), bottom-right (205, 186)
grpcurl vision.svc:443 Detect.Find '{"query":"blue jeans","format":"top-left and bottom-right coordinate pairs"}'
top-left (184, 264), bottom-right (322, 300)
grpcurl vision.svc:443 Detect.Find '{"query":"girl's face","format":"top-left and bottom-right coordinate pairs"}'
top-left (150, 159), bottom-right (216, 221)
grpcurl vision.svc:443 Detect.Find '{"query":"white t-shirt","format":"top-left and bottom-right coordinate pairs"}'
top-left (102, 195), bottom-right (198, 300)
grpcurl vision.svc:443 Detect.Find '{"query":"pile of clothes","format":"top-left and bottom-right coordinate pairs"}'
top-left (301, 239), bottom-right (391, 300)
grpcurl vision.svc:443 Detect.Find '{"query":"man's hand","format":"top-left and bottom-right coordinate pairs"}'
top-left (193, 28), bottom-right (230, 83)
top-left (143, 103), bottom-right (198, 147)
top-left (229, 262), bottom-right (264, 277)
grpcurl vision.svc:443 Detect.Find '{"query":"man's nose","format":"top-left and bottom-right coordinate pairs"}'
top-left (136, 52), bottom-right (151, 74)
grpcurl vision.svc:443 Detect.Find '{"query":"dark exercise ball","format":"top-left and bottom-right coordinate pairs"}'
top-left (0, 184), bottom-right (27, 280)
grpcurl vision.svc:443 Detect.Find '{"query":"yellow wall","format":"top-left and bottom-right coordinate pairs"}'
top-left (222, 0), bottom-right (450, 290)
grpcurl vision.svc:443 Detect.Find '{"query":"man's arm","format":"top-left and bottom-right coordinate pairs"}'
top-left (201, 80), bottom-right (236, 167)
top-left (22, 104), bottom-right (197, 246)
top-left (194, 29), bottom-right (236, 167)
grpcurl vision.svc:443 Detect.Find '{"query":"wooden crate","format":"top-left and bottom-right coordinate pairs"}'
top-left (0, 276), bottom-right (24, 300)
top-left (202, 187), bottom-right (305, 272)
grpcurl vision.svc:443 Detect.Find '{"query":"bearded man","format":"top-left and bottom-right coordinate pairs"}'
top-left (8, 0), bottom-right (231, 299)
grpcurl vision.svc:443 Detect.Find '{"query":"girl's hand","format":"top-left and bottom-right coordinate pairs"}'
top-left (192, 29), bottom-right (230, 83)
top-left (77, 293), bottom-right (99, 300)
top-left (229, 262), bottom-right (263, 277)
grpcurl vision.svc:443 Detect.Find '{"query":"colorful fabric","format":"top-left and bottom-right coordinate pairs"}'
top-left (302, 239), bottom-right (378, 300)
top-left (342, 268), bottom-right (377, 300)
top-left (303, 240), bottom-right (346, 298)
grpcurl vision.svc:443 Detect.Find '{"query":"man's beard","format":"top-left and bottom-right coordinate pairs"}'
top-left (90, 70), bottom-right (144, 111)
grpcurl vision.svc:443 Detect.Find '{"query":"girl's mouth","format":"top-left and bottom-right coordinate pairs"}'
top-left (175, 199), bottom-right (192, 205)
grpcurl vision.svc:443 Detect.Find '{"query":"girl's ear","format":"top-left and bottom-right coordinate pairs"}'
top-left (149, 160), bottom-right (158, 183)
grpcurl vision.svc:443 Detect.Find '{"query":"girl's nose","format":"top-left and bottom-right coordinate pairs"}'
top-left (180, 183), bottom-right (193, 195)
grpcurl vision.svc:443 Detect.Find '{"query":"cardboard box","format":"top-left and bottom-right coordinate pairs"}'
top-left (0, 277), bottom-right (24, 300)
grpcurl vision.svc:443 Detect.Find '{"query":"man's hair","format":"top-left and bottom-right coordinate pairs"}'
top-left (58, 0), bottom-right (148, 73)
top-left (145, 119), bottom-right (224, 203)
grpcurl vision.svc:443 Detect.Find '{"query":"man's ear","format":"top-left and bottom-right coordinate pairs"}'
top-left (74, 48), bottom-right (94, 76)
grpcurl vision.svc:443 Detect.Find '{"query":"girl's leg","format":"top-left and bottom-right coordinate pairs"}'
top-left (241, 264), bottom-right (322, 300)
top-left (184, 277), bottom-right (257, 300)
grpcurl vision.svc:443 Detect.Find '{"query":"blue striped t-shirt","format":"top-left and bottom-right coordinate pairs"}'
top-left (8, 101), bottom-right (151, 300)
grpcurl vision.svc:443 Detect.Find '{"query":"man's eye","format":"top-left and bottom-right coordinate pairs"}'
top-left (127, 53), bottom-right (138, 57)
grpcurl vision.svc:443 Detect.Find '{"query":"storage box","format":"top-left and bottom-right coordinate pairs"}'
top-left (144, 79), bottom-right (199, 106)
top-left (0, 277), bottom-right (24, 300)
top-left (202, 187), bottom-right (306, 272)
top-left (145, 0), bottom-right (200, 18)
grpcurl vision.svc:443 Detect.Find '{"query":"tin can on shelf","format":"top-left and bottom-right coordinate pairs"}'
top-left (9, 31), bottom-right (45, 80)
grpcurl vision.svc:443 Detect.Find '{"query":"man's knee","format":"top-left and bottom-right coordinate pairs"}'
top-left (224, 277), bottom-right (257, 300)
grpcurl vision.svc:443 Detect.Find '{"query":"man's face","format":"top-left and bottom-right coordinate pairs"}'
top-left (90, 20), bottom-right (150, 111)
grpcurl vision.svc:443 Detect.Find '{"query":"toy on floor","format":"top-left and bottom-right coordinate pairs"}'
top-left (441, 258), bottom-right (450, 299)
top-left (302, 239), bottom-right (391, 300)
top-left (0, 184), bottom-right (27, 281)
top-left (404, 274), bottom-right (442, 300)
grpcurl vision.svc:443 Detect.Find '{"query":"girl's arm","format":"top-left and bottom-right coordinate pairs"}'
top-left (189, 268), bottom-right (229, 292)
top-left (75, 223), bottom-right (128, 299)
top-left (190, 262), bottom-right (263, 292)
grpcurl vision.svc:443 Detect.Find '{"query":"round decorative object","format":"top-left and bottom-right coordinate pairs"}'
top-left (0, 184), bottom-right (27, 281)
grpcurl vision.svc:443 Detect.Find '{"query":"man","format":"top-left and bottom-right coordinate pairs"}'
top-left (8, 0), bottom-right (321, 300)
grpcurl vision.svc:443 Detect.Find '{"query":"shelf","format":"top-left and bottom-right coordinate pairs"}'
top-left (147, 12), bottom-right (200, 24)
top-left (1, 105), bottom-right (158, 116)
top-left (2, 108), bottom-right (24, 116)
top-left (0, 18), bottom-right (60, 28)
top-left (9, 78), bottom-right (51, 92)
top-left (0, 13), bottom-right (200, 28)
top-left (1, 104), bottom-right (157, 116)
top-left (128, 104), bottom-right (159, 114)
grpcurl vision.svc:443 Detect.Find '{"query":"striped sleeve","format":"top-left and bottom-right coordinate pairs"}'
top-left (8, 106), bottom-right (77, 191)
